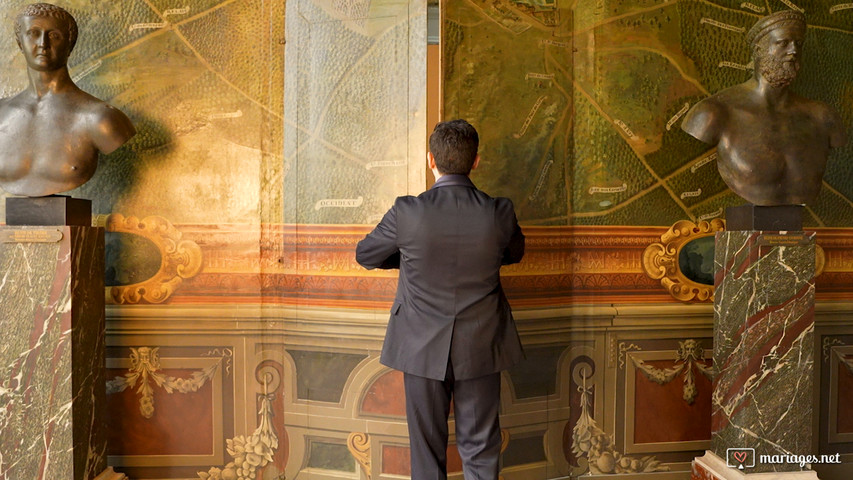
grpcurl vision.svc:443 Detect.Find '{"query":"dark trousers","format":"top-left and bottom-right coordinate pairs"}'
top-left (403, 364), bottom-right (502, 480)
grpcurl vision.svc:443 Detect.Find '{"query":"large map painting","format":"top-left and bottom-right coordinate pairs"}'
top-left (283, 0), bottom-right (427, 225)
top-left (0, 0), bottom-right (284, 225)
top-left (444, 0), bottom-right (853, 227)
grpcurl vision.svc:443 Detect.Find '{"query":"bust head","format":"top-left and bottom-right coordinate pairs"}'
top-left (748, 10), bottom-right (806, 88)
top-left (14, 3), bottom-right (78, 66)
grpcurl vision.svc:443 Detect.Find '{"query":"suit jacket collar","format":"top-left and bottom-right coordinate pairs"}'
top-left (431, 174), bottom-right (475, 189)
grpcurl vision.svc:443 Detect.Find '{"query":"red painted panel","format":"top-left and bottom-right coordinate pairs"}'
top-left (692, 460), bottom-right (721, 480)
top-left (633, 360), bottom-right (712, 444)
top-left (837, 362), bottom-right (853, 434)
top-left (381, 444), bottom-right (463, 475)
top-left (362, 371), bottom-right (405, 416)
top-left (382, 445), bottom-right (410, 475)
top-left (106, 368), bottom-right (215, 456)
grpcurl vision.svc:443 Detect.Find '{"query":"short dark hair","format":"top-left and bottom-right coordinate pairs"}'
top-left (15, 3), bottom-right (78, 53)
top-left (429, 119), bottom-right (479, 175)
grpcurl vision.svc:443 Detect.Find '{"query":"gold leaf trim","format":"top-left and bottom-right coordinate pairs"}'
top-left (642, 219), bottom-right (725, 302)
top-left (348, 432), bottom-right (371, 479)
top-left (104, 214), bottom-right (203, 304)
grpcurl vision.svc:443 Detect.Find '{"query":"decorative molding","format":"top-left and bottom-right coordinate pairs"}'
top-left (102, 214), bottom-right (203, 304)
top-left (98, 223), bottom-right (853, 306)
top-left (643, 220), bottom-right (829, 303)
top-left (618, 343), bottom-right (641, 370)
top-left (827, 345), bottom-right (853, 444)
top-left (93, 467), bottom-right (127, 480)
top-left (824, 338), bottom-right (845, 362)
top-left (835, 349), bottom-right (853, 375)
top-left (571, 368), bottom-right (669, 474)
top-left (345, 429), bottom-right (511, 480)
top-left (348, 432), bottom-right (371, 479)
top-left (630, 339), bottom-right (713, 405)
top-left (106, 347), bottom-right (230, 418)
top-left (499, 429), bottom-right (510, 480)
top-left (642, 219), bottom-right (725, 302)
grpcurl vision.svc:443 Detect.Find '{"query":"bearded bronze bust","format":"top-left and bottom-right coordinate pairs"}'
top-left (681, 10), bottom-right (846, 206)
top-left (0, 3), bottom-right (135, 198)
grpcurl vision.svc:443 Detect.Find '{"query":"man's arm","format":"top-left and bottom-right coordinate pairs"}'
top-left (356, 202), bottom-right (401, 270)
top-left (498, 198), bottom-right (524, 265)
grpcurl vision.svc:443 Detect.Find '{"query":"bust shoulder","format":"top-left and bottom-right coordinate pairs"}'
top-left (73, 91), bottom-right (136, 154)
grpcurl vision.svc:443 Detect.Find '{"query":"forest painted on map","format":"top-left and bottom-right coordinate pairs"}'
top-left (444, 0), bottom-right (853, 226)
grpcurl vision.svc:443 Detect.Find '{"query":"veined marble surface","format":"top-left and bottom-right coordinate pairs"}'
top-left (0, 226), bottom-right (106, 480)
top-left (712, 231), bottom-right (816, 473)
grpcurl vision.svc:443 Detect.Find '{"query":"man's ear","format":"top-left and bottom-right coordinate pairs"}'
top-left (428, 151), bottom-right (437, 170)
top-left (471, 154), bottom-right (481, 171)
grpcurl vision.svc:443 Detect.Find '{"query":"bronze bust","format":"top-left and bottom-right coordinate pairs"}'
top-left (681, 10), bottom-right (846, 206)
top-left (0, 3), bottom-right (135, 197)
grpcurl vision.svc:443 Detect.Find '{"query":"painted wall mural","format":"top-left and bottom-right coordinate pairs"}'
top-left (1, 1), bottom-right (853, 480)
top-left (443, 0), bottom-right (853, 227)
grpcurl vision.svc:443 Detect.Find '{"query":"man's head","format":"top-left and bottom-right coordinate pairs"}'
top-left (747, 10), bottom-right (806, 88)
top-left (15, 3), bottom-right (78, 57)
top-left (428, 119), bottom-right (480, 175)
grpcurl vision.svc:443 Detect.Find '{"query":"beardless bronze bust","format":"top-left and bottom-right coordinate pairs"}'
top-left (681, 10), bottom-right (846, 206)
top-left (0, 3), bottom-right (135, 197)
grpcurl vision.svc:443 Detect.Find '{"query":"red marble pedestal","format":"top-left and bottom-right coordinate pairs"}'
top-left (0, 226), bottom-right (116, 480)
top-left (695, 230), bottom-right (820, 479)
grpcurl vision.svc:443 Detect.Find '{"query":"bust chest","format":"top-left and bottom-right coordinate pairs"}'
top-left (0, 97), bottom-right (98, 195)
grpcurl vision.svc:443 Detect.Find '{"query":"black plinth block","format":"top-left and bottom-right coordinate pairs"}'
top-left (5, 196), bottom-right (92, 226)
top-left (725, 204), bottom-right (803, 231)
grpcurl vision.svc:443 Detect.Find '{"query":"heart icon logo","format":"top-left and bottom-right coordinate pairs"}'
top-left (733, 451), bottom-right (748, 464)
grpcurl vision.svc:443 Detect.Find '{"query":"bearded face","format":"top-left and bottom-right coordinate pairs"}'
top-left (753, 24), bottom-right (804, 88)
top-left (757, 50), bottom-right (800, 88)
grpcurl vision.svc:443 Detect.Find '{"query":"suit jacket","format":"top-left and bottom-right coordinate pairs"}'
top-left (356, 174), bottom-right (525, 381)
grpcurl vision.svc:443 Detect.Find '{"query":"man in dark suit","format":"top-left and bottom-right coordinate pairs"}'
top-left (356, 119), bottom-right (525, 480)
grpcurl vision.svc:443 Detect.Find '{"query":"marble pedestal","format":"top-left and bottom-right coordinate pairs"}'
top-left (692, 230), bottom-right (817, 479)
top-left (0, 226), bottom-right (111, 480)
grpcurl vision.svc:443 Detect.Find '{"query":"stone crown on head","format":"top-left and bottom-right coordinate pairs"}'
top-left (746, 9), bottom-right (806, 51)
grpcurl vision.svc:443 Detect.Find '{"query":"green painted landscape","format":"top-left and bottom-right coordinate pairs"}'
top-left (444, 0), bottom-right (853, 226)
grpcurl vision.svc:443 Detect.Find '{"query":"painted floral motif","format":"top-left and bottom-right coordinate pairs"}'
top-left (571, 367), bottom-right (668, 474)
top-left (198, 394), bottom-right (279, 480)
top-left (631, 339), bottom-right (713, 404)
top-left (106, 347), bottom-right (230, 418)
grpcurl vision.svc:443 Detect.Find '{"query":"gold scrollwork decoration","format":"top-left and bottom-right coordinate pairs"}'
top-left (348, 432), bottom-right (371, 479)
top-left (101, 214), bottom-right (203, 304)
top-left (644, 218), bottom-right (826, 302)
top-left (642, 219), bottom-right (725, 302)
